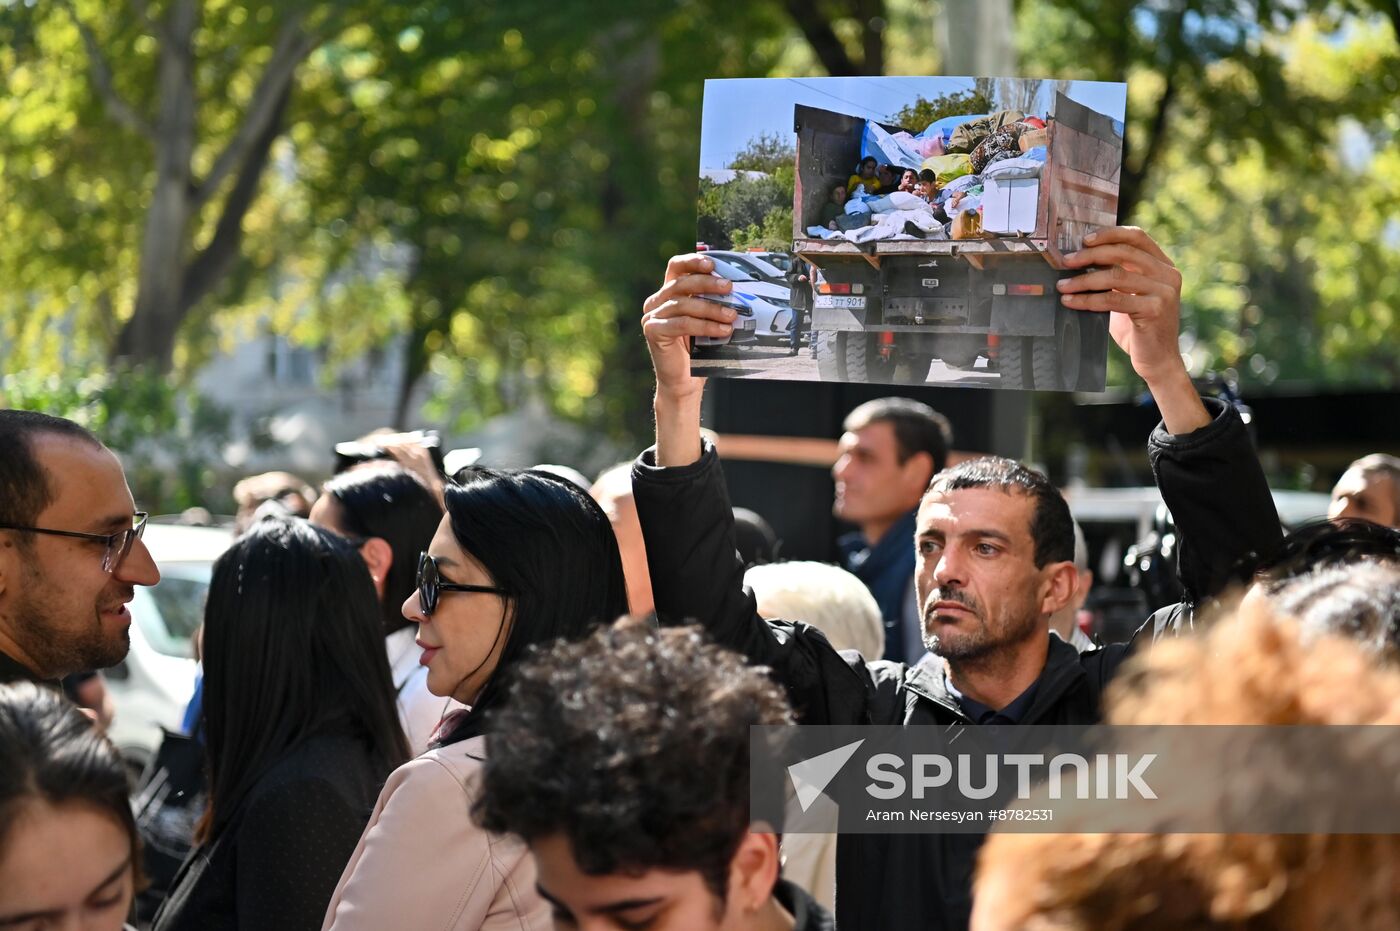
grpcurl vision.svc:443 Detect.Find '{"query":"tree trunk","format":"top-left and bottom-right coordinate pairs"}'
top-left (114, 0), bottom-right (199, 371)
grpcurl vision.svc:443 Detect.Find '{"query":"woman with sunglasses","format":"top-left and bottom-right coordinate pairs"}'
top-left (152, 517), bottom-right (409, 931)
top-left (323, 467), bottom-right (629, 931)
top-left (0, 682), bottom-right (142, 930)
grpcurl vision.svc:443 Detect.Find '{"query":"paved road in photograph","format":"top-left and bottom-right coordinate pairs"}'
top-left (692, 342), bottom-right (1003, 386)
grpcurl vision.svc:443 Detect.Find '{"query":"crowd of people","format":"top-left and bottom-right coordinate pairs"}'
top-left (2, 224), bottom-right (1398, 930)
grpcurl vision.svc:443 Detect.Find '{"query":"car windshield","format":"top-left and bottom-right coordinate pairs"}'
top-left (132, 563), bottom-right (211, 658)
top-left (709, 258), bottom-right (757, 282)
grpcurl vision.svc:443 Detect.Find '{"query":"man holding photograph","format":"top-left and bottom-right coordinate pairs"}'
top-left (631, 226), bottom-right (1282, 929)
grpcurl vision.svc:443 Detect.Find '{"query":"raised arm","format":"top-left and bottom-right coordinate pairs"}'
top-left (633, 255), bottom-right (871, 724)
top-left (1058, 227), bottom-right (1280, 605)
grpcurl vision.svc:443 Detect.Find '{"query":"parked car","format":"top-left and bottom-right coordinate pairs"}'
top-left (104, 520), bottom-right (233, 773)
top-left (692, 289), bottom-right (758, 353)
top-left (1065, 486), bottom-right (1332, 641)
top-left (751, 251), bottom-right (795, 274)
top-left (708, 257), bottom-right (794, 345)
top-left (707, 250), bottom-right (789, 285)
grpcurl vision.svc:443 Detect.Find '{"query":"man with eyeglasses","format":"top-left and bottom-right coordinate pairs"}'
top-left (0, 410), bottom-right (160, 687)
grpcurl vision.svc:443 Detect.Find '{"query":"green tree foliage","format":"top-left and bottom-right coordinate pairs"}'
top-left (696, 161), bottom-right (794, 250)
top-left (1017, 6), bottom-right (1400, 391)
top-left (728, 131), bottom-right (796, 173)
top-left (0, 369), bottom-right (231, 513)
top-left (888, 88), bottom-right (993, 131)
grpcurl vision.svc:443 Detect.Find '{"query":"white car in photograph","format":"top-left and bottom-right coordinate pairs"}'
top-left (105, 521), bottom-right (233, 773)
top-left (708, 256), bottom-right (795, 345)
top-left (707, 250), bottom-right (789, 285)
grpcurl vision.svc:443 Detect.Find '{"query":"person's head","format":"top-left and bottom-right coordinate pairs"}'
top-left (732, 508), bottom-right (779, 571)
top-left (744, 560), bottom-right (884, 659)
top-left (877, 163), bottom-right (897, 187)
top-left (1329, 453), bottom-right (1400, 528)
top-left (590, 464), bottom-right (653, 616)
top-left (231, 470), bottom-right (316, 533)
top-left (1049, 520), bottom-right (1093, 643)
top-left (899, 168), bottom-right (918, 192)
top-left (917, 169), bottom-right (938, 200)
top-left (475, 621), bottom-right (794, 931)
top-left (199, 516), bottom-right (408, 841)
top-left (833, 397), bottom-right (952, 537)
top-left (0, 683), bottom-right (142, 929)
top-left (829, 182), bottom-right (848, 205)
top-left (918, 457), bottom-right (1077, 662)
top-left (1247, 518), bottom-right (1400, 585)
top-left (310, 463), bottom-right (443, 636)
top-left (1265, 561), bottom-right (1400, 664)
top-left (972, 600), bottom-right (1400, 931)
top-left (406, 468), bottom-right (629, 742)
top-left (0, 410), bottom-right (159, 679)
top-left (857, 156), bottom-right (877, 178)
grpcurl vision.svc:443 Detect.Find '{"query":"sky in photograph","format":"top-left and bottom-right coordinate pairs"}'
top-left (698, 76), bottom-right (1127, 171)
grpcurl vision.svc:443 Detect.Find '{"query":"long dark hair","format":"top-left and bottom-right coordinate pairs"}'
top-left (0, 682), bottom-right (142, 884)
top-left (323, 464), bottom-right (444, 636)
top-left (438, 468), bottom-right (629, 745)
top-left (198, 516), bottom-right (409, 841)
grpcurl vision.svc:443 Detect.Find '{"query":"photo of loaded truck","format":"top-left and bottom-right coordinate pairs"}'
top-left (793, 92), bottom-right (1123, 390)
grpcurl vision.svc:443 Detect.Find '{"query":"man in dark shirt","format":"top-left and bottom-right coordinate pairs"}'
top-left (833, 397), bottom-right (952, 663)
top-left (633, 227), bottom-right (1281, 929)
top-left (0, 410), bottom-right (160, 686)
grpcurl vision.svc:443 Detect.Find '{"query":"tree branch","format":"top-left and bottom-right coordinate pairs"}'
top-left (181, 86), bottom-right (290, 313)
top-left (783, 0), bottom-right (861, 75)
top-left (62, 0), bottom-right (155, 140)
top-left (192, 10), bottom-right (318, 209)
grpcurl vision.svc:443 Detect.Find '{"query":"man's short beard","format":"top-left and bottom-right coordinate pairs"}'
top-left (12, 555), bottom-right (129, 678)
top-left (922, 588), bottom-right (1038, 662)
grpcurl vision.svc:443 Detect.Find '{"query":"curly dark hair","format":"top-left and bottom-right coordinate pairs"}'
top-left (473, 621), bottom-right (793, 902)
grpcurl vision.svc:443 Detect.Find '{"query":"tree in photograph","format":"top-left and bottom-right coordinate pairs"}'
top-left (888, 88), bottom-right (993, 131)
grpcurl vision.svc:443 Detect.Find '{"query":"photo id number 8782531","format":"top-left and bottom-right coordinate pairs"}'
top-left (987, 808), bottom-right (1053, 822)
top-left (814, 295), bottom-right (866, 309)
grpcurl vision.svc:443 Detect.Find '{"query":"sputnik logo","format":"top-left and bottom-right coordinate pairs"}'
top-left (787, 739), bottom-right (865, 812)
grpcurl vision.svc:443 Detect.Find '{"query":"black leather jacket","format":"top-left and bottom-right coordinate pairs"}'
top-left (632, 398), bottom-right (1280, 930)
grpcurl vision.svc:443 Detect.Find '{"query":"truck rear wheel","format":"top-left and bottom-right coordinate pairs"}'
top-left (813, 330), bottom-right (846, 381)
top-left (844, 332), bottom-right (896, 383)
top-left (999, 337), bottom-right (1032, 390)
top-left (1031, 308), bottom-right (1083, 391)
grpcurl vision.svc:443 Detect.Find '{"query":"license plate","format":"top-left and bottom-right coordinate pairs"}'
top-left (922, 278), bottom-right (940, 288)
top-left (814, 295), bottom-right (866, 309)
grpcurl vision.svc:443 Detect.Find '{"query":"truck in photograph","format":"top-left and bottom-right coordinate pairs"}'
top-left (792, 93), bottom-right (1121, 390)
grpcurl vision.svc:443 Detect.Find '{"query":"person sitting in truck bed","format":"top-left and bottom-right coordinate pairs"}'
top-left (878, 163), bottom-right (899, 191)
top-left (846, 155), bottom-right (882, 194)
top-left (820, 182), bottom-right (850, 229)
top-left (898, 167), bottom-right (919, 193)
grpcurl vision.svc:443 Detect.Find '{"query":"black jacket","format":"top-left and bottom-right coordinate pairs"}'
top-left (632, 399), bottom-right (1280, 930)
top-left (152, 732), bottom-right (387, 931)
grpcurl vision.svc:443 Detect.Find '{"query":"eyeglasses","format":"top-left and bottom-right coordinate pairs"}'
top-left (416, 551), bottom-right (507, 617)
top-left (0, 512), bottom-right (149, 573)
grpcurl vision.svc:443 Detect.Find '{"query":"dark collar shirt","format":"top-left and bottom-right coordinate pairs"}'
top-left (0, 648), bottom-right (51, 688)
top-left (943, 673), bottom-right (1041, 725)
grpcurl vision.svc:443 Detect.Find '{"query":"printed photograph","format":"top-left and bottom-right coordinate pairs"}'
top-left (694, 76), bottom-right (1128, 391)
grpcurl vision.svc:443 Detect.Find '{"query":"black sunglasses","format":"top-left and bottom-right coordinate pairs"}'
top-left (0, 512), bottom-right (148, 573)
top-left (416, 551), bottom-right (508, 617)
